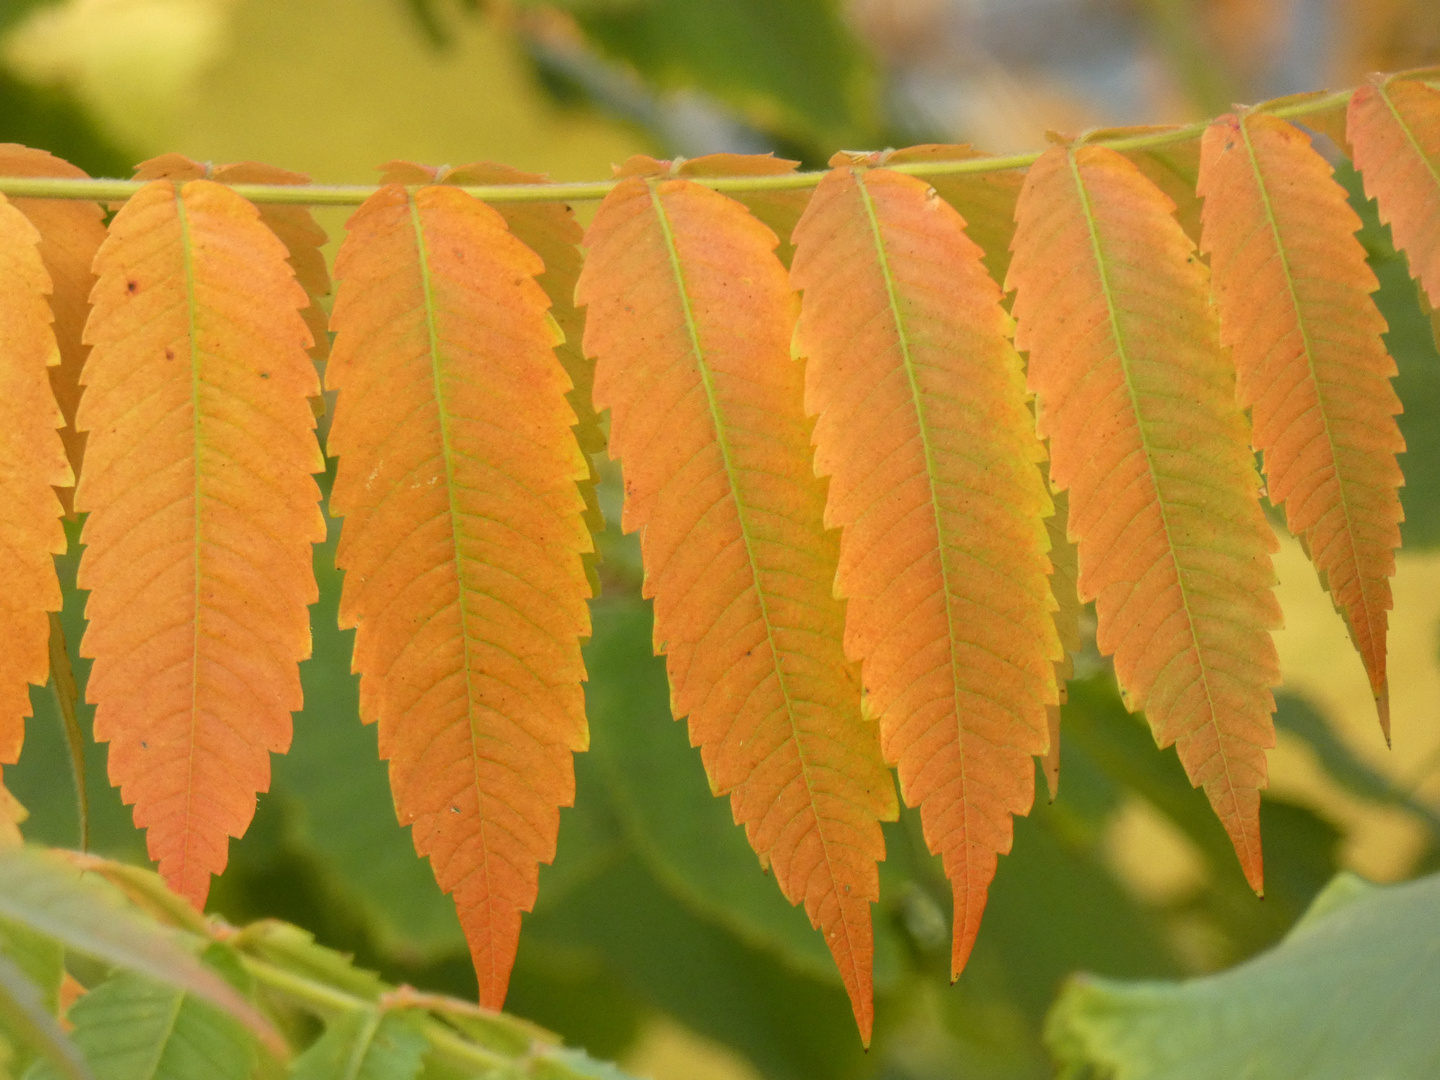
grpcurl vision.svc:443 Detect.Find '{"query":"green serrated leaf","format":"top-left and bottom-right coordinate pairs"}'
top-left (232, 923), bottom-right (384, 1005)
top-left (28, 944), bottom-right (256, 1080)
top-left (289, 1009), bottom-right (426, 1080)
top-left (0, 849), bottom-right (276, 1052)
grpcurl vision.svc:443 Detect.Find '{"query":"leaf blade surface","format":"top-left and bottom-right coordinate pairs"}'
top-left (0, 193), bottom-right (72, 778)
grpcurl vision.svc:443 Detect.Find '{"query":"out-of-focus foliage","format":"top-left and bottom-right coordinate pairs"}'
top-left (1047, 871), bottom-right (1440, 1080)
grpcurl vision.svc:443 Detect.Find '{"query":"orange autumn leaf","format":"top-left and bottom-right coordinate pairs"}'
top-left (75, 179), bottom-right (323, 907)
top-left (1200, 111), bottom-right (1403, 738)
top-left (327, 183), bottom-right (592, 1009)
top-left (0, 145), bottom-right (106, 513)
top-left (1009, 144), bottom-right (1282, 892)
top-left (0, 193), bottom-right (72, 773)
top-left (1349, 77), bottom-right (1440, 308)
top-left (577, 156), bottom-right (896, 1042)
top-left (792, 162), bottom-right (1059, 979)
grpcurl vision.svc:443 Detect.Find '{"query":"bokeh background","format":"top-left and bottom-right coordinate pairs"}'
top-left (5, 1), bottom-right (1440, 1077)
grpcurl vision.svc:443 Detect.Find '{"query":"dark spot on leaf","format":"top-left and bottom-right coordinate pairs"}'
top-left (126, 280), bottom-right (138, 294)
top-left (259, 371), bottom-right (270, 379)
top-left (164, 348), bottom-right (174, 360)
top-left (450, 806), bottom-right (460, 814)
top-left (140, 741), bottom-right (148, 749)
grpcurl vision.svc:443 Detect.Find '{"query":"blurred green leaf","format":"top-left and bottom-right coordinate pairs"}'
top-left (0, 922), bottom-right (62, 1018)
top-left (0, 848), bottom-right (275, 1051)
top-left (27, 944), bottom-right (256, 1080)
top-left (14, 529), bottom-right (148, 864)
top-left (562, 0), bottom-right (876, 145)
top-left (583, 597), bottom-right (904, 987)
top-left (1045, 871), bottom-right (1440, 1080)
top-left (520, 855), bottom-right (867, 1080)
top-left (0, 951), bottom-right (89, 1080)
top-left (270, 531), bottom-right (463, 957)
top-left (1060, 677), bottom-right (1340, 961)
top-left (289, 1008), bottom-right (427, 1080)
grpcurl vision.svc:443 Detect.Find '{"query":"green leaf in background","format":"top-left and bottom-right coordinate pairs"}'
top-left (582, 598), bottom-right (905, 988)
top-left (560, 0), bottom-right (876, 146)
top-left (268, 532), bottom-right (464, 957)
top-left (288, 1009), bottom-right (427, 1080)
top-left (0, 952), bottom-right (89, 1080)
top-left (520, 854), bottom-right (866, 1080)
top-left (1045, 871), bottom-right (1440, 1080)
top-left (27, 944), bottom-right (256, 1080)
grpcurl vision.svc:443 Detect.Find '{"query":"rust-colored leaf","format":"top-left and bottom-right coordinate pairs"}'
top-left (577, 155), bottom-right (896, 1042)
top-left (0, 193), bottom-right (71, 773)
top-left (0, 145), bottom-right (106, 514)
top-left (1349, 77), bottom-right (1440, 307)
top-left (792, 163), bottom-right (1059, 978)
top-left (1200, 112), bottom-right (1403, 739)
top-left (1009, 144), bottom-right (1282, 893)
top-left (327, 183), bottom-right (591, 1009)
top-left (75, 179), bottom-right (323, 907)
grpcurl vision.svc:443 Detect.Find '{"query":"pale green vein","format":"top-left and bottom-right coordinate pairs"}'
top-left (406, 194), bottom-right (492, 952)
top-left (177, 183), bottom-right (204, 891)
top-left (644, 180), bottom-right (849, 951)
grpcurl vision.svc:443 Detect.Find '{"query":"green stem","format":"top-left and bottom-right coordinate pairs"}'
top-left (0, 85), bottom-right (1373, 206)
